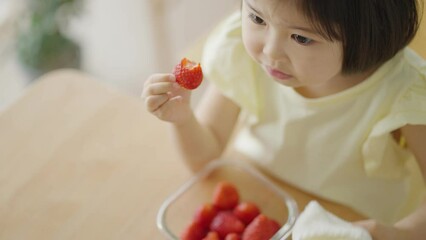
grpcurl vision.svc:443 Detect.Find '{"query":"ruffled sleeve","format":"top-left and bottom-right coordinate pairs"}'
top-left (201, 12), bottom-right (261, 117)
top-left (362, 51), bottom-right (426, 179)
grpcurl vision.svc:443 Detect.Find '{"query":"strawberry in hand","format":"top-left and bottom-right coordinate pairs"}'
top-left (173, 58), bottom-right (203, 90)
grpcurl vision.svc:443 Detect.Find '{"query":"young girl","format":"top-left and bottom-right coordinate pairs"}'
top-left (142, 0), bottom-right (426, 239)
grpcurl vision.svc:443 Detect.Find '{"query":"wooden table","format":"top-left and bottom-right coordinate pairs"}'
top-left (0, 70), bottom-right (364, 239)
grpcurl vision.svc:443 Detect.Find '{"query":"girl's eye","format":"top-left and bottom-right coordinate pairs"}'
top-left (248, 13), bottom-right (266, 25)
top-left (291, 34), bottom-right (313, 45)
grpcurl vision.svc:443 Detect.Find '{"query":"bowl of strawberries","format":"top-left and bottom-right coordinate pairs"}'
top-left (157, 159), bottom-right (299, 240)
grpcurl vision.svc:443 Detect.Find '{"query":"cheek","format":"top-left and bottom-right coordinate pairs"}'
top-left (293, 47), bottom-right (343, 80)
top-left (317, 48), bottom-right (343, 76)
top-left (242, 26), bottom-right (262, 60)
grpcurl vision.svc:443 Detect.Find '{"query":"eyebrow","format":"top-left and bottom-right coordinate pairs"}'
top-left (288, 25), bottom-right (319, 35)
top-left (245, 0), bottom-right (262, 16)
top-left (244, 0), bottom-right (319, 36)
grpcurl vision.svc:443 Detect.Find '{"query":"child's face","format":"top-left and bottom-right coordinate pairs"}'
top-left (242, 0), bottom-right (350, 94)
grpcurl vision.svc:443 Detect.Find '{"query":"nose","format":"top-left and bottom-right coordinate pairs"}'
top-left (262, 30), bottom-right (287, 63)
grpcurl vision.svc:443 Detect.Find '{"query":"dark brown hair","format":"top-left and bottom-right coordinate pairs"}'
top-left (294, 0), bottom-right (423, 74)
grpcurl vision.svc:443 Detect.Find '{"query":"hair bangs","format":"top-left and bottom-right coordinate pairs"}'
top-left (293, 0), bottom-right (343, 42)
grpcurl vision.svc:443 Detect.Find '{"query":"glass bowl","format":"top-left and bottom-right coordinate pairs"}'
top-left (157, 159), bottom-right (299, 240)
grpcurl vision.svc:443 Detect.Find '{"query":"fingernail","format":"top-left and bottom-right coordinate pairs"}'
top-left (169, 75), bottom-right (175, 81)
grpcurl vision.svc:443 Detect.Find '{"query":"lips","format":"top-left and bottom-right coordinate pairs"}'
top-left (265, 66), bottom-right (292, 80)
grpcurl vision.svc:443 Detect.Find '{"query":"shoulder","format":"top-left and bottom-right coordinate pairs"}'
top-left (203, 11), bottom-right (242, 51)
top-left (201, 11), bottom-right (261, 116)
top-left (387, 48), bottom-right (426, 119)
top-left (202, 11), bottom-right (247, 70)
top-left (398, 49), bottom-right (426, 179)
top-left (361, 49), bottom-right (426, 178)
top-left (403, 48), bottom-right (426, 73)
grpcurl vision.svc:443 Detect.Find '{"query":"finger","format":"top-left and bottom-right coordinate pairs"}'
top-left (144, 74), bottom-right (175, 87)
top-left (144, 94), bottom-right (170, 112)
top-left (154, 95), bottom-right (186, 114)
top-left (143, 81), bottom-right (180, 98)
top-left (153, 95), bottom-right (193, 123)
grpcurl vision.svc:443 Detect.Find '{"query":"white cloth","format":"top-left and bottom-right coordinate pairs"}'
top-left (292, 201), bottom-right (372, 240)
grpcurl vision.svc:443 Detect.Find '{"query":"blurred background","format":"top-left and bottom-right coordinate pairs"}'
top-left (0, 0), bottom-right (424, 111)
top-left (0, 0), bottom-right (239, 110)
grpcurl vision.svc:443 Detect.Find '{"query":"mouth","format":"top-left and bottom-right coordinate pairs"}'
top-left (265, 66), bottom-right (293, 80)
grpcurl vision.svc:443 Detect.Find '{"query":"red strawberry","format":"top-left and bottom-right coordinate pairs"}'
top-left (210, 211), bottom-right (245, 238)
top-left (202, 231), bottom-right (220, 240)
top-left (241, 214), bottom-right (280, 240)
top-left (180, 221), bottom-right (208, 240)
top-left (173, 57), bottom-right (203, 90)
top-left (212, 181), bottom-right (240, 210)
top-left (233, 202), bottom-right (261, 225)
top-left (225, 233), bottom-right (241, 240)
top-left (194, 203), bottom-right (218, 228)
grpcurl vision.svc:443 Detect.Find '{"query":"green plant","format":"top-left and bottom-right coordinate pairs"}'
top-left (16, 0), bottom-right (82, 78)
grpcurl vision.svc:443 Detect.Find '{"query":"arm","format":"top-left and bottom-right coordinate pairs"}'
top-left (356, 124), bottom-right (426, 240)
top-left (402, 124), bottom-right (426, 180)
top-left (171, 85), bottom-right (241, 171)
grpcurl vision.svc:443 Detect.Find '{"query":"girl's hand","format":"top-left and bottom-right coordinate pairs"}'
top-left (141, 73), bottom-right (193, 124)
top-left (354, 219), bottom-right (410, 240)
